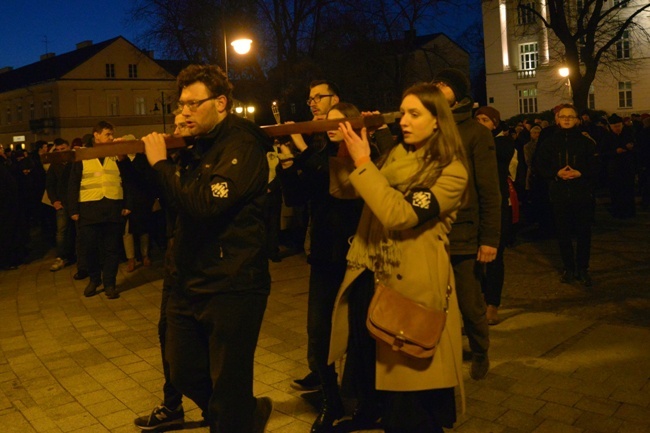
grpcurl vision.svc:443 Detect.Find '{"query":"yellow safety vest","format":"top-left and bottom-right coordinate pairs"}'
top-left (79, 158), bottom-right (123, 202)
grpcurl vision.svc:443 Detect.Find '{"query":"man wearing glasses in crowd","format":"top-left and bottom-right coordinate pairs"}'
top-left (140, 64), bottom-right (273, 433)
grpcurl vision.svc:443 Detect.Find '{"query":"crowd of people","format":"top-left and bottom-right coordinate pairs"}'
top-left (1, 65), bottom-right (649, 433)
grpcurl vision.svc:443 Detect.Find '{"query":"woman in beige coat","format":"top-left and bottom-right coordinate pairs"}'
top-left (329, 83), bottom-right (468, 432)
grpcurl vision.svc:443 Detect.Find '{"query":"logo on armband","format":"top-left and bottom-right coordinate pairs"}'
top-left (411, 191), bottom-right (431, 209)
top-left (211, 182), bottom-right (229, 198)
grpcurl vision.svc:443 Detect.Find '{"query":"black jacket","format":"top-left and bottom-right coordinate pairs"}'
top-left (153, 114), bottom-right (272, 295)
top-left (534, 127), bottom-right (598, 204)
top-left (448, 98), bottom-right (501, 255)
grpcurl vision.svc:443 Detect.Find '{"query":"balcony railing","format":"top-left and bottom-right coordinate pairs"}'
top-left (517, 69), bottom-right (537, 79)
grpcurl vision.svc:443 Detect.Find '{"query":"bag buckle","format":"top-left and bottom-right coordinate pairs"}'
top-left (392, 331), bottom-right (406, 351)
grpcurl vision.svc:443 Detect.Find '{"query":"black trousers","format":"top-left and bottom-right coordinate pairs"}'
top-left (165, 289), bottom-right (268, 433)
top-left (160, 239), bottom-right (182, 409)
top-left (306, 261), bottom-right (347, 378)
top-left (452, 255), bottom-right (489, 355)
top-left (79, 221), bottom-right (122, 287)
top-left (551, 199), bottom-right (594, 272)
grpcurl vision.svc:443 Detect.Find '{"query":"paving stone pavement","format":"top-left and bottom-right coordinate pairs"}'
top-left (0, 204), bottom-right (648, 432)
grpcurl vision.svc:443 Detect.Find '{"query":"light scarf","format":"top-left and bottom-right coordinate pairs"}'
top-left (346, 144), bottom-right (434, 279)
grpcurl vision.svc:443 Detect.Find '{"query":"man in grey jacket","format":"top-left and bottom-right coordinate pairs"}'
top-left (433, 69), bottom-right (501, 380)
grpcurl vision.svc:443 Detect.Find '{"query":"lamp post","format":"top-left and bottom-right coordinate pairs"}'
top-left (223, 32), bottom-right (252, 78)
top-left (152, 91), bottom-right (169, 133)
top-left (559, 67), bottom-right (572, 99)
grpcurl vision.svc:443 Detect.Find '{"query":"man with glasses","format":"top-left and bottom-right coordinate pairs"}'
top-left (280, 80), bottom-right (340, 394)
top-left (140, 64), bottom-right (273, 433)
top-left (534, 104), bottom-right (598, 286)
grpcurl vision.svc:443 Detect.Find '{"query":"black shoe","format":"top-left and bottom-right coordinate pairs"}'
top-left (105, 285), bottom-right (120, 299)
top-left (560, 270), bottom-right (574, 284)
top-left (310, 394), bottom-right (344, 433)
top-left (134, 404), bottom-right (184, 431)
top-left (84, 281), bottom-right (100, 297)
top-left (253, 396), bottom-right (273, 433)
top-left (291, 371), bottom-right (321, 391)
top-left (74, 271), bottom-right (89, 280)
top-left (335, 404), bottom-right (382, 432)
top-left (470, 353), bottom-right (490, 380)
top-left (576, 270), bottom-right (593, 287)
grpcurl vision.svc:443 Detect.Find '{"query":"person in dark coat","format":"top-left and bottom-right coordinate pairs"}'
top-left (46, 138), bottom-right (76, 271)
top-left (601, 114), bottom-right (636, 218)
top-left (475, 106), bottom-right (515, 326)
top-left (534, 104), bottom-right (599, 286)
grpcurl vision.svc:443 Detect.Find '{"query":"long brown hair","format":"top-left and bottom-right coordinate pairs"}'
top-left (400, 83), bottom-right (467, 191)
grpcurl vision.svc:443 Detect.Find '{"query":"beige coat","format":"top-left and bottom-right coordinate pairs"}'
top-left (328, 144), bottom-right (467, 408)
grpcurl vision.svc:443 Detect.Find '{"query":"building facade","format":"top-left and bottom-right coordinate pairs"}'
top-left (0, 37), bottom-right (179, 149)
top-left (482, 0), bottom-right (650, 119)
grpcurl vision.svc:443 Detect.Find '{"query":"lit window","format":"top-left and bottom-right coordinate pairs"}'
top-left (109, 96), bottom-right (120, 116)
top-left (519, 42), bottom-right (539, 70)
top-left (518, 87), bottom-right (538, 114)
top-left (135, 97), bottom-right (146, 115)
top-left (618, 81), bottom-right (632, 108)
top-left (588, 85), bottom-right (595, 110)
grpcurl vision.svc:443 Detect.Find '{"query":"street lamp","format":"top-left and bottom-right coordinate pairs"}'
top-left (558, 67), bottom-right (569, 78)
top-left (223, 33), bottom-right (252, 78)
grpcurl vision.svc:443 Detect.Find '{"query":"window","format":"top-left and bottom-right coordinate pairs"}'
top-left (6, 107), bottom-right (11, 123)
top-left (105, 63), bottom-right (115, 78)
top-left (517, 1), bottom-right (536, 25)
top-left (519, 42), bottom-right (538, 71)
top-left (588, 85), bottom-right (595, 110)
top-left (43, 100), bottom-right (53, 117)
top-left (518, 87), bottom-right (538, 114)
top-left (135, 96), bottom-right (146, 115)
top-left (616, 31), bottom-right (630, 59)
top-left (618, 81), bottom-right (632, 108)
top-left (17, 105), bottom-right (22, 121)
top-left (30, 102), bottom-right (35, 119)
top-left (129, 64), bottom-right (138, 78)
top-left (109, 95), bottom-right (120, 115)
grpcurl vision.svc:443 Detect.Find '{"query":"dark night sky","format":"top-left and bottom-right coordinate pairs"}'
top-left (0, 0), bottom-right (481, 70)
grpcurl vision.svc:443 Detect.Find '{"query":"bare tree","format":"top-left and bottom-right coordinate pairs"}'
top-left (517, 0), bottom-right (650, 112)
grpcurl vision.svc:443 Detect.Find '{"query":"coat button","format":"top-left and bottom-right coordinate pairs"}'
top-left (396, 274), bottom-right (403, 280)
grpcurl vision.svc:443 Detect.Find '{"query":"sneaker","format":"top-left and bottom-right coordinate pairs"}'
top-left (291, 371), bottom-right (321, 391)
top-left (50, 257), bottom-right (66, 272)
top-left (470, 353), bottom-right (489, 380)
top-left (252, 397), bottom-right (273, 433)
top-left (134, 404), bottom-right (184, 431)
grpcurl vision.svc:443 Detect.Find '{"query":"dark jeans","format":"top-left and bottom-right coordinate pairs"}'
top-left (160, 239), bottom-right (182, 409)
top-left (166, 290), bottom-right (268, 433)
top-left (451, 255), bottom-right (489, 355)
top-left (552, 199), bottom-right (593, 272)
top-left (80, 222), bottom-right (122, 287)
top-left (482, 206), bottom-right (510, 307)
top-left (55, 209), bottom-right (76, 261)
top-left (306, 261), bottom-right (347, 377)
top-left (381, 388), bottom-right (455, 432)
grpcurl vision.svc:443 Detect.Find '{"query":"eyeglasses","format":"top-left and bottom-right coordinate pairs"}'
top-left (306, 94), bottom-right (334, 105)
top-left (558, 115), bottom-right (578, 120)
top-left (177, 97), bottom-right (217, 112)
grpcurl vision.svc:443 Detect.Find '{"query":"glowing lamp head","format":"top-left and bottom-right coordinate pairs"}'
top-left (231, 39), bottom-right (252, 55)
top-left (559, 67), bottom-right (570, 78)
